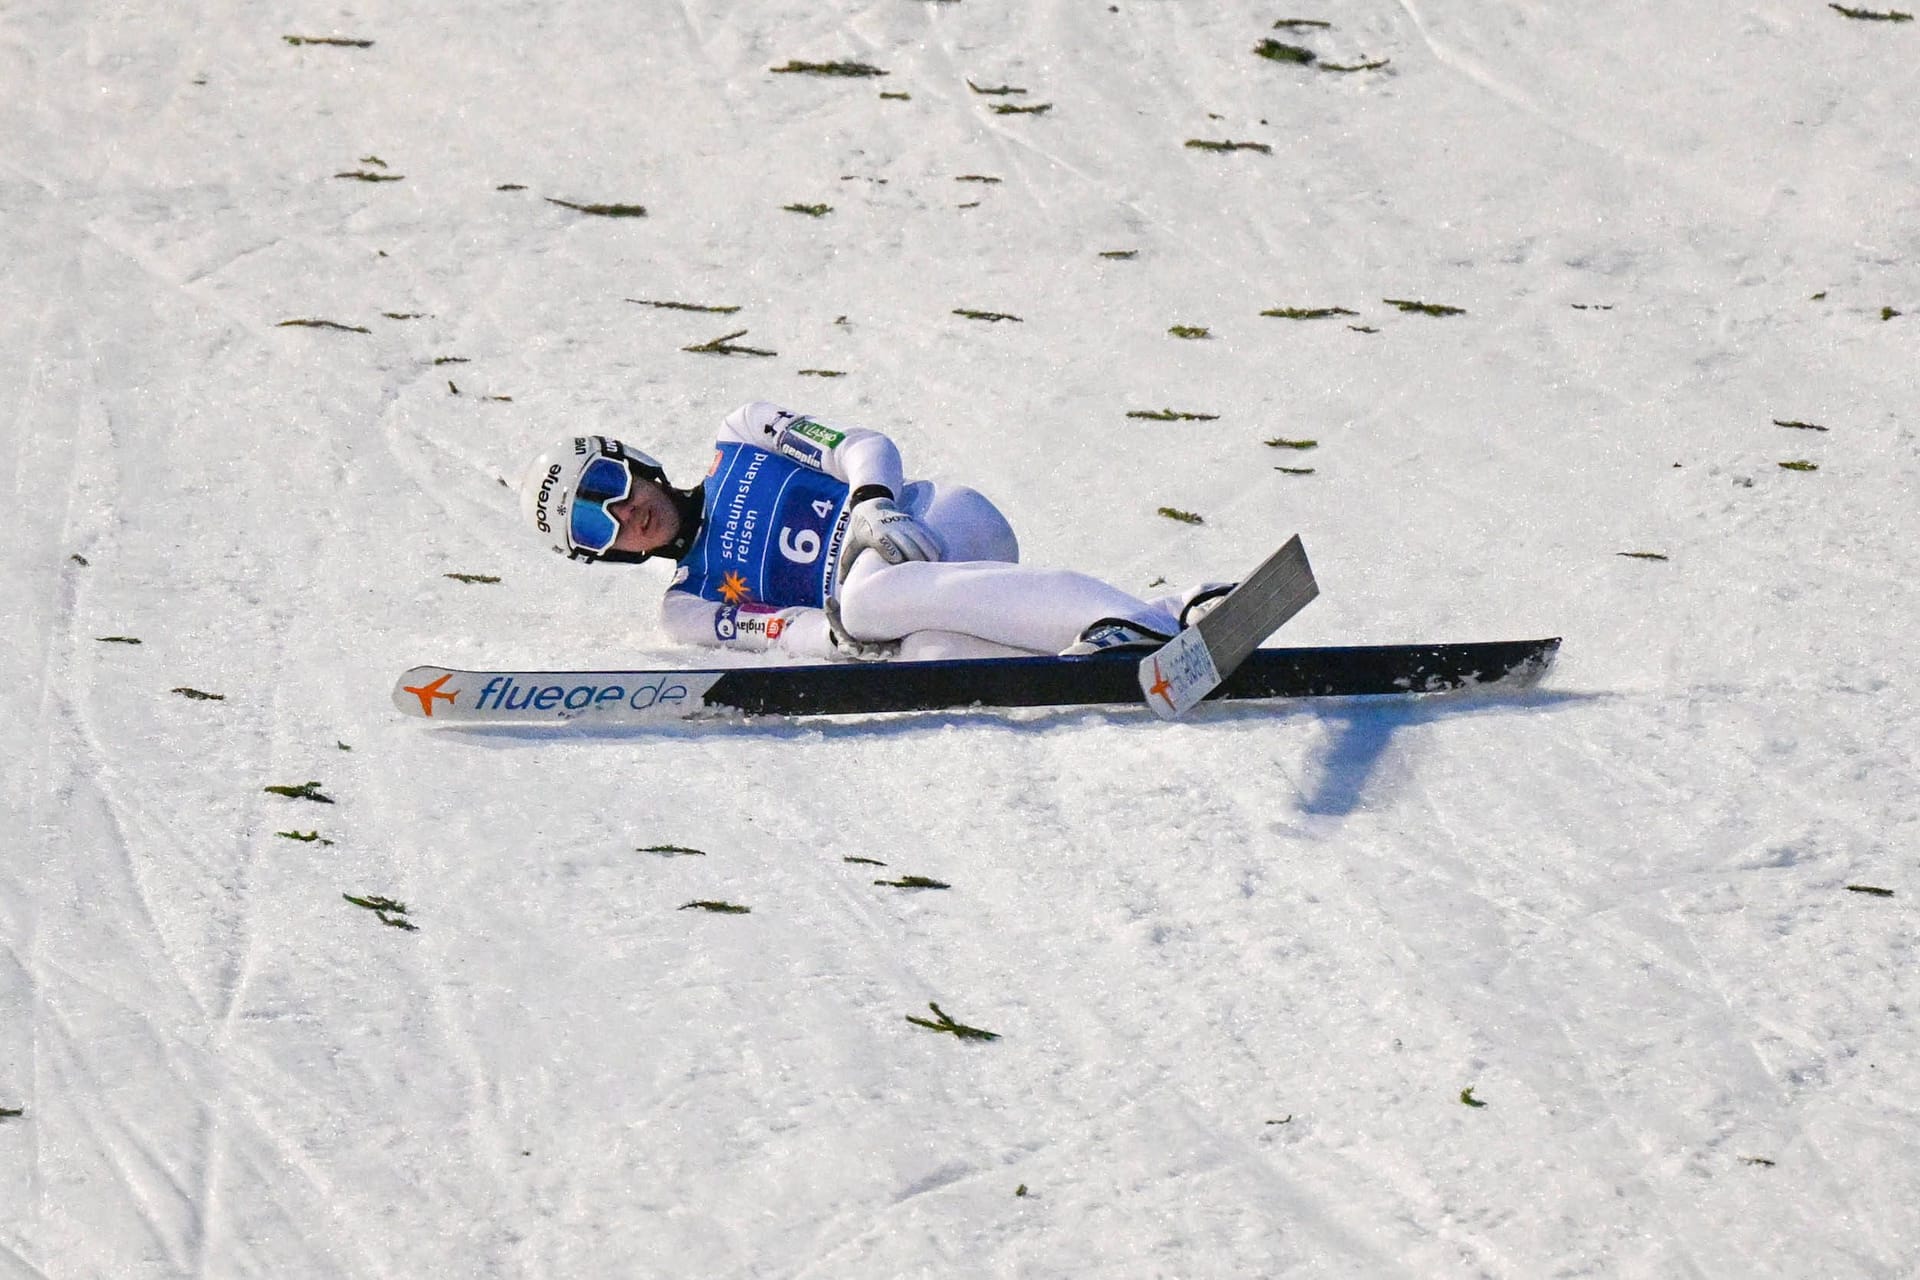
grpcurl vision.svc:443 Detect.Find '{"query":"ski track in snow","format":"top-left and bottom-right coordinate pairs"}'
top-left (4, 0), bottom-right (1918, 1276)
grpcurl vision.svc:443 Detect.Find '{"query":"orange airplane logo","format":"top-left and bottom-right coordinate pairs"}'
top-left (718, 571), bottom-right (752, 604)
top-left (403, 672), bottom-right (458, 716)
top-left (1147, 658), bottom-right (1175, 709)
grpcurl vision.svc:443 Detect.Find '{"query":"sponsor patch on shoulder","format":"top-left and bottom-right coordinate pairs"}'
top-left (777, 434), bottom-right (824, 466)
top-left (786, 418), bottom-right (846, 450)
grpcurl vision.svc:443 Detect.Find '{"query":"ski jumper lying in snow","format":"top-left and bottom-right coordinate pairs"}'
top-left (519, 402), bottom-right (1227, 662)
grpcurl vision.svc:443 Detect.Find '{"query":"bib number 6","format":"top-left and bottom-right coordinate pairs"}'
top-left (779, 526), bottom-right (821, 564)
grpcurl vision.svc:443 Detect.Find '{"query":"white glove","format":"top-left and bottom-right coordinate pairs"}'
top-left (823, 598), bottom-right (900, 662)
top-left (842, 495), bottom-right (943, 580)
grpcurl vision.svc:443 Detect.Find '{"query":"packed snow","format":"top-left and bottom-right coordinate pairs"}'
top-left (4, 1), bottom-right (1917, 1276)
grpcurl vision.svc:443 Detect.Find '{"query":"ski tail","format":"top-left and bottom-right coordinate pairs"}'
top-left (1140, 535), bottom-right (1319, 718)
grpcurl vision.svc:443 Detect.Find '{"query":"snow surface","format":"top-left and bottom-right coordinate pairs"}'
top-left (4, 1), bottom-right (1918, 1276)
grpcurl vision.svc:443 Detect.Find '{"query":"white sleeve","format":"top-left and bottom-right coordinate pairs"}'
top-left (660, 587), bottom-right (838, 661)
top-left (719, 402), bottom-right (907, 498)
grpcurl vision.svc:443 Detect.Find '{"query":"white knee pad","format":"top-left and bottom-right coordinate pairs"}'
top-left (902, 481), bottom-right (1019, 564)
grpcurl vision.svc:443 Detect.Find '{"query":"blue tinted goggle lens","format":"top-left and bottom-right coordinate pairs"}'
top-left (568, 456), bottom-right (635, 553)
top-left (576, 456), bottom-right (634, 503)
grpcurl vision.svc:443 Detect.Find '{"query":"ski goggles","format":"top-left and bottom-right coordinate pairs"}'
top-left (567, 454), bottom-right (636, 556)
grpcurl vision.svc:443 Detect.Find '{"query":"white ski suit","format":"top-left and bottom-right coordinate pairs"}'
top-left (659, 403), bottom-right (1185, 661)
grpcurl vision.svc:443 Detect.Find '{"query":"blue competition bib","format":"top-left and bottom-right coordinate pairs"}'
top-left (676, 442), bottom-right (852, 609)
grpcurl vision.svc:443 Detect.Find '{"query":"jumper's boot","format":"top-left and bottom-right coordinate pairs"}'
top-left (1060, 618), bottom-right (1174, 657)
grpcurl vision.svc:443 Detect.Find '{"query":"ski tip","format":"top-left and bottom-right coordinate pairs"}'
top-left (1469, 637), bottom-right (1563, 690)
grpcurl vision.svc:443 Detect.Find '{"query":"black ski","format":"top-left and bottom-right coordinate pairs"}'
top-left (395, 637), bottom-right (1560, 724)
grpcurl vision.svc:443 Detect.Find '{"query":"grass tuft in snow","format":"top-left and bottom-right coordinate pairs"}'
top-left (1460, 1086), bottom-right (1488, 1108)
top-left (1168, 325), bottom-right (1211, 339)
top-left (1881, 306), bottom-right (1903, 320)
top-left (798, 369), bottom-right (845, 377)
top-left (1774, 419), bottom-right (1829, 432)
top-left (967, 80), bottom-right (1027, 96)
top-left (444, 573), bottom-right (500, 584)
top-left (284, 35), bottom-right (372, 48)
top-left (1099, 249), bottom-right (1139, 259)
top-left (1778, 460), bottom-right (1819, 472)
top-left (276, 831), bottom-right (333, 845)
top-left (95, 635), bottom-right (141, 644)
top-left (680, 900), bottom-right (751, 914)
top-left (1262, 306), bottom-right (1357, 320)
top-left (1829, 4), bottom-right (1914, 19)
top-left (992, 102), bottom-right (1053, 116)
top-left (1384, 298), bottom-right (1467, 316)
top-left (1264, 437), bottom-right (1318, 449)
top-left (843, 856), bottom-right (887, 867)
top-left (1255, 33), bottom-right (1387, 72)
top-left (1255, 39), bottom-right (1317, 65)
top-left (265, 781), bottom-right (333, 804)
top-left (334, 170), bottom-right (402, 183)
top-left (1186, 139), bottom-right (1272, 154)
top-left (783, 203), bottom-right (832, 217)
top-left (906, 1003), bottom-right (999, 1041)
top-left (1618, 551), bottom-right (1669, 561)
top-left (1846, 884), bottom-right (1895, 897)
top-left (954, 308), bottom-right (1022, 323)
top-left (874, 875), bottom-right (950, 890)
top-left (1129, 409), bottom-right (1219, 421)
top-left (0, 1107), bottom-right (21, 1120)
top-left (1274, 19), bottom-right (1333, 30)
top-left (1158, 506), bottom-right (1204, 525)
top-left (683, 330), bottom-right (777, 357)
top-left (639, 844), bottom-right (707, 857)
top-left (772, 60), bottom-right (888, 78)
top-left (344, 894), bottom-right (417, 931)
top-left (545, 198), bottom-right (646, 218)
top-left (627, 298), bottom-right (741, 314)
top-left (171, 687), bottom-right (225, 700)
top-left (1275, 466), bottom-right (1316, 476)
top-left (278, 318), bottom-right (370, 333)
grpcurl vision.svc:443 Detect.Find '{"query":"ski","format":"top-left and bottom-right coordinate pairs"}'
top-left (394, 637), bottom-right (1559, 725)
top-left (1140, 534), bottom-right (1319, 719)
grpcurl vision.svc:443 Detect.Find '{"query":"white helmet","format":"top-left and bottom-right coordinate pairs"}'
top-left (518, 436), bottom-right (674, 564)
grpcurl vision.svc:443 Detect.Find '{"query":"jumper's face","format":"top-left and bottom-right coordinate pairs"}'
top-left (607, 479), bottom-right (682, 556)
